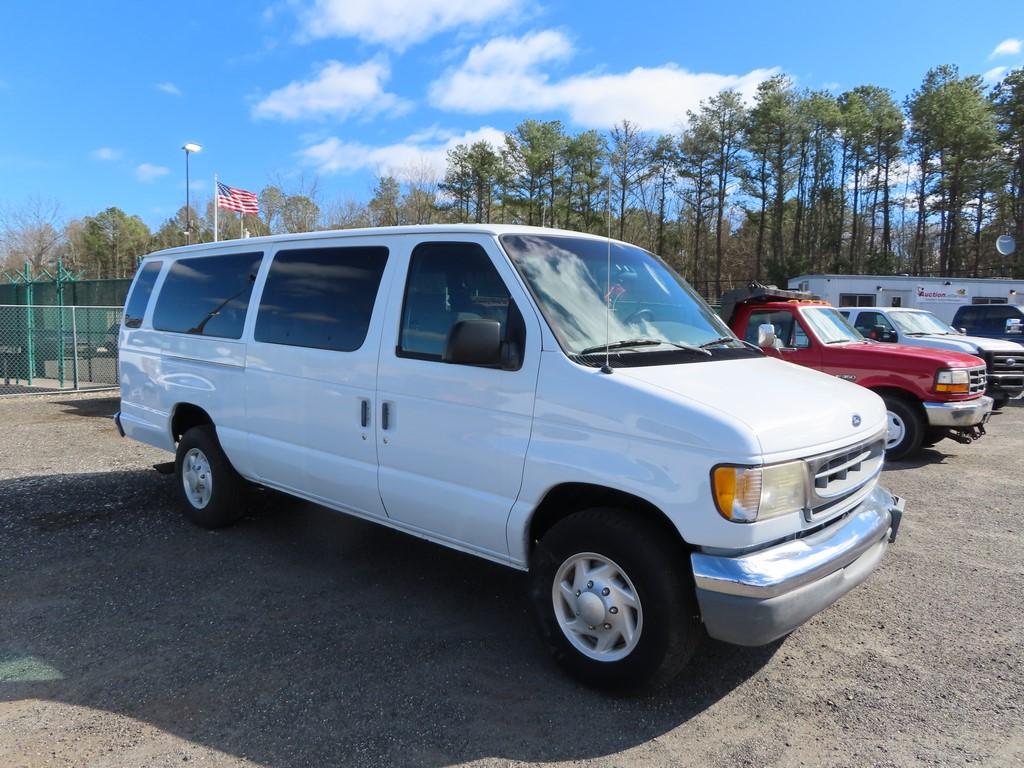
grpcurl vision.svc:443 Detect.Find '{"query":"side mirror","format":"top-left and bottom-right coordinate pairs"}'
top-left (757, 323), bottom-right (777, 349)
top-left (444, 319), bottom-right (503, 367)
top-left (958, 327), bottom-right (967, 335)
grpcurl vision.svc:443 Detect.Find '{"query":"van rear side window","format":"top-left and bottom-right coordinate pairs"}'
top-left (152, 252), bottom-right (263, 338)
top-left (254, 246), bottom-right (389, 352)
top-left (123, 261), bottom-right (163, 328)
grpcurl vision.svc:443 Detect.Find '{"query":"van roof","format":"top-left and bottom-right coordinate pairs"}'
top-left (141, 223), bottom-right (618, 261)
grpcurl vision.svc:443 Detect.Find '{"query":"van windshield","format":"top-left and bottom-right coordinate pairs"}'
top-left (500, 234), bottom-right (742, 360)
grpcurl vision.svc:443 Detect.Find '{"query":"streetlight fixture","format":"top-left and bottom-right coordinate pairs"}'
top-left (182, 143), bottom-right (202, 244)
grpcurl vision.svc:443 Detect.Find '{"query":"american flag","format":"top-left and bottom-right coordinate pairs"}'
top-left (216, 181), bottom-right (259, 215)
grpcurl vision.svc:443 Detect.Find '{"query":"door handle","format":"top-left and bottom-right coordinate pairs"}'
top-left (359, 398), bottom-right (369, 428)
top-left (382, 401), bottom-right (391, 430)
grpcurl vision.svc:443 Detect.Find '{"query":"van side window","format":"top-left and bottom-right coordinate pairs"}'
top-left (254, 246), bottom-right (389, 352)
top-left (152, 252), bottom-right (263, 339)
top-left (398, 242), bottom-right (522, 362)
top-left (123, 261), bottom-right (163, 328)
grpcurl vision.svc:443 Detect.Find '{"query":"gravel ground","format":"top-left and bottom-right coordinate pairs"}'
top-left (1, 392), bottom-right (1022, 768)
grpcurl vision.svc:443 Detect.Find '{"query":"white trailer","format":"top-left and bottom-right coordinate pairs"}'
top-left (787, 274), bottom-right (1024, 323)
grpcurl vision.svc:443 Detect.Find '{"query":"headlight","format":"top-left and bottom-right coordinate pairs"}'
top-left (711, 461), bottom-right (807, 523)
top-left (935, 368), bottom-right (970, 394)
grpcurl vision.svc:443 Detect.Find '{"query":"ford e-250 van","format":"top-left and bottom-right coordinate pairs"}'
top-left (116, 225), bottom-right (904, 690)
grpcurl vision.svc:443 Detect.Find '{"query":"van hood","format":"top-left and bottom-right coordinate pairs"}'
top-left (615, 356), bottom-right (887, 460)
top-left (904, 334), bottom-right (1024, 355)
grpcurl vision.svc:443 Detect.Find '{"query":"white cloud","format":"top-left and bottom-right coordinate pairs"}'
top-left (91, 147), bottom-right (122, 161)
top-left (430, 30), bottom-right (781, 131)
top-left (136, 163), bottom-right (170, 182)
top-left (156, 82), bottom-right (181, 95)
top-left (984, 66), bottom-right (1008, 84)
top-left (253, 59), bottom-right (409, 121)
top-left (299, 126), bottom-right (506, 176)
top-left (990, 38), bottom-right (1022, 58)
top-left (298, 0), bottom-right (522, 49)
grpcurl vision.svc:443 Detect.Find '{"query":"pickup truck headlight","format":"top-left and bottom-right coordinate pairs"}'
top-left (711, 461), bottom-right (807, 523)
top-left (934, 368), bottom-right (970, 394)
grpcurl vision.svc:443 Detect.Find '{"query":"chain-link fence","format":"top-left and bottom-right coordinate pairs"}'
top-left (0, 305), bottom-right (122, 396)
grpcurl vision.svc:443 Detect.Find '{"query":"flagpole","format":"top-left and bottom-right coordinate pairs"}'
top-left (213, 173), bottom-right (218, 242)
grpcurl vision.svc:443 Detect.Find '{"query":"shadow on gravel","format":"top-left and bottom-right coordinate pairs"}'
top-left (52, 396), bottom-right (120, 419)
top-left (884, 447), bottom-right (952, 471)
top-left (0, 469), bottom-right (779, 767)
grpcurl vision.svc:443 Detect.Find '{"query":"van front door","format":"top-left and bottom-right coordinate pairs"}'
top-left (374, 238), bottom-right (541, 562)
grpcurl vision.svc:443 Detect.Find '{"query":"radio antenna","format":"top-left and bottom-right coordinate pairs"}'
top-left (601, 173), bottom-right (613, 374)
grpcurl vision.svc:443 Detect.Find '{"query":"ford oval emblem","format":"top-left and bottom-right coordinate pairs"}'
top-left (852, 414), bottom-right (862, 427)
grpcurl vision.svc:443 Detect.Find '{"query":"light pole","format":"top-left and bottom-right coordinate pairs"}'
top-left (182, 143), bottom-right (202, 244)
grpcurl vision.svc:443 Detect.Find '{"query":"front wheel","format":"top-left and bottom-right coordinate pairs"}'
top-left (529, 508), bottom-right (700, 692)
top-left (882, 396), bottom-right (924, 460)
top-left (174, 425), bottom-right (246, 528)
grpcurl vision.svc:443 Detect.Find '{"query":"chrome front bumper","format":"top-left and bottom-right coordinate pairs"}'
top-left (691, 485), bottom-right (903, 646)
top-left (923, 395), bottom-right (993, 427)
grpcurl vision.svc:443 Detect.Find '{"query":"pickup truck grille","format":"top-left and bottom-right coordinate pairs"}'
top-left (968, 366), bottom-right (987, 395)
top-left (988, 354), bottom-right (1024, 389)
top-left (804, 435), bottom-right (885, 521)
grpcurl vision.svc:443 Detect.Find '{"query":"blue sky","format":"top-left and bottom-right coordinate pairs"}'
top-left (1, 0), bottom-right (1022, 228)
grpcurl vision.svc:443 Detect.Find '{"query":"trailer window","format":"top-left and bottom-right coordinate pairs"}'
top-left (838, 293), bottom-right (875, 307)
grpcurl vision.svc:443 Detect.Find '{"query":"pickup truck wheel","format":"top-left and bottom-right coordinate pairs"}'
top-left (991, 395), bottom-right (1007, 411)
top-left (174, 425), bottom-right (246, 529)
top-left (529, 509), bottom-right (699, 692)
top-left (881, 396), bottom-right (923, 460)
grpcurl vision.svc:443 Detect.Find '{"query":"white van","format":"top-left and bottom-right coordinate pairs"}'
top-left (116, 225), bottom-right (903, 690)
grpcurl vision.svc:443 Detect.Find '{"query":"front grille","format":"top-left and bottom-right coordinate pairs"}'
top-left (989, 354), bottom-right (1024, 387)
top-left (968, 366), bottom-right (986, 395)
top-left (804, 435), bottom-right (885, 521)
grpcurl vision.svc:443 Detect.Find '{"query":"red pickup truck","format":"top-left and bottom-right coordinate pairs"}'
top-left (721, 286), bottom-right (993, 459)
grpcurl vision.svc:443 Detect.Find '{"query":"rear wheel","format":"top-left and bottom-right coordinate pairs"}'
top-left (529, 508), bottom-right (700, 692)
top-left (882, 396), bottom-right (924, 460)
top-left (174, 425), bottom-right (246, 528)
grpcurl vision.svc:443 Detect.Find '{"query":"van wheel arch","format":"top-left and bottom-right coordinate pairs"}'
top-left (170, 403), bottom-right (214, 443)
top-left (527, 483), bottom-right (689, 557)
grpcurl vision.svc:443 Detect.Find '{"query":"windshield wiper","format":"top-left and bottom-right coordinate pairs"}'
top-left (699, 336), bottom-right (738, 349)
top-left (579, 338), bottom-right (711, 356)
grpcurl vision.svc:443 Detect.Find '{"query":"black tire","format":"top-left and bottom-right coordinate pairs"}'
top-left (529, 508), bottom-right (700, 692)
top-left (174, 425), bottom-right (246, 529)
top-left (991, 395), bottom-right (1008, 411)
top-left (882, 396), bottom-right (924, 460)
top-left (921, 427), bottom-right (947, 448)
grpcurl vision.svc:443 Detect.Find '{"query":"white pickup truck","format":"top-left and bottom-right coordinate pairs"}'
top-left (116, 225), bottom-right (904, 690)
top-left (842, 306), bottom-right (1024, 408)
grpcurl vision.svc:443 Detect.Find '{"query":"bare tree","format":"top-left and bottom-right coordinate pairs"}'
top-left (0, 196), bottom-right (65, 273)
top-left (398, 160), bottom-right (441, 225)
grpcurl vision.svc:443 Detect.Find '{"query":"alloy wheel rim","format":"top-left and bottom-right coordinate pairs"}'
top-left (182, 448), bottom-right (213, 509)
top-left (552, 552), bottom-right (643, 662)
